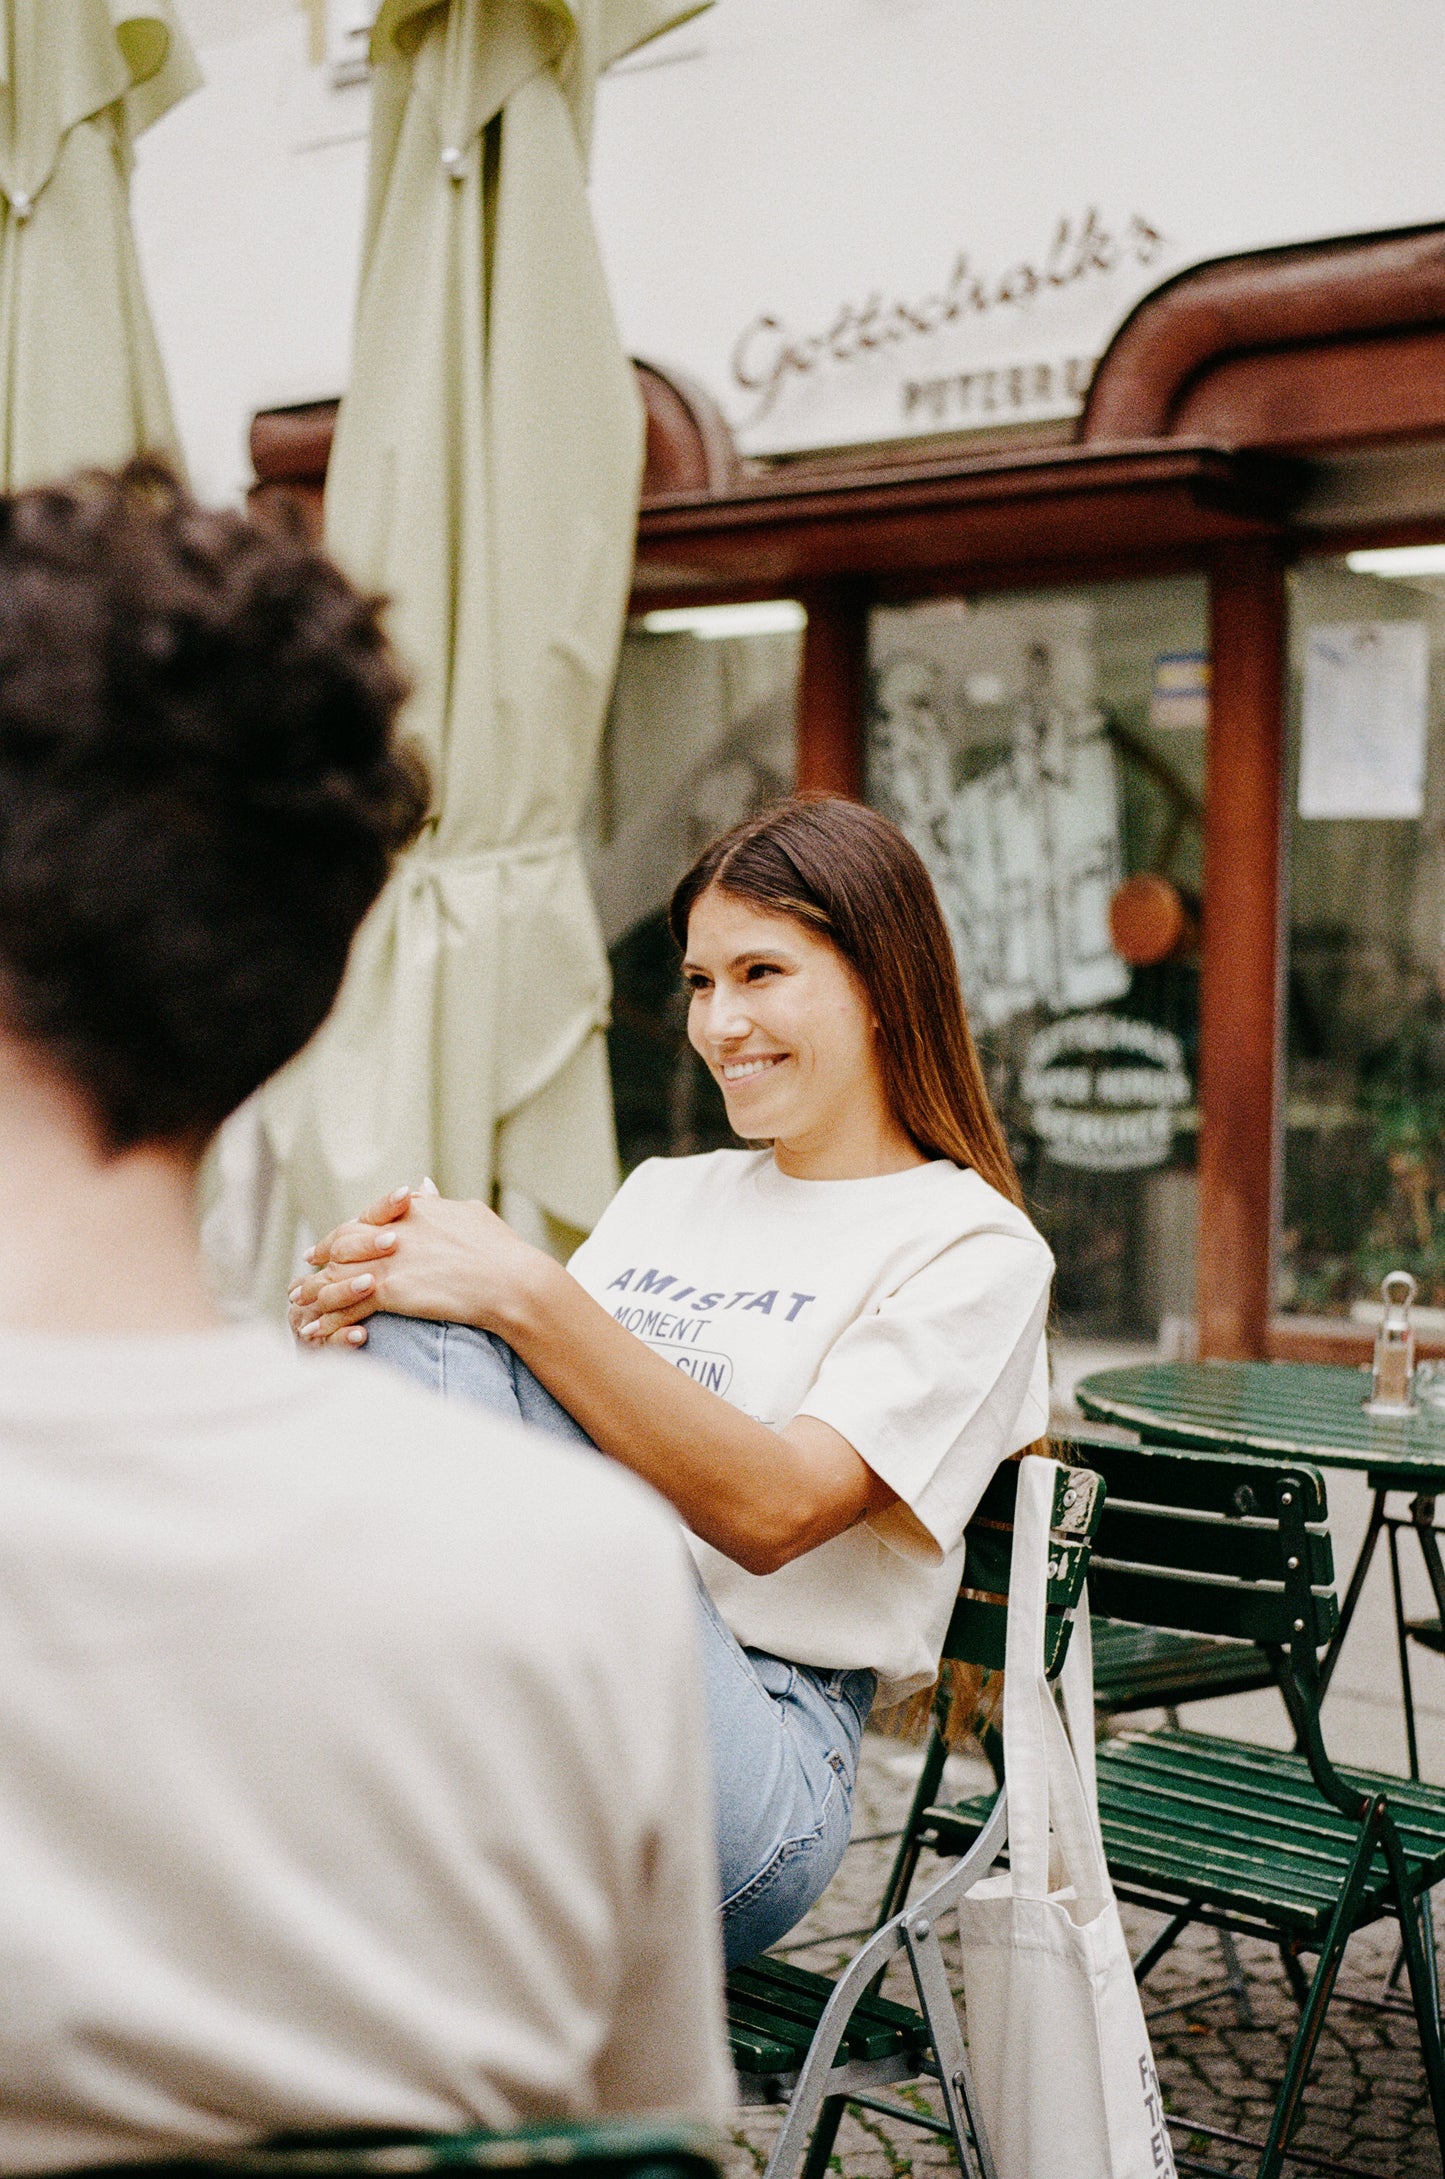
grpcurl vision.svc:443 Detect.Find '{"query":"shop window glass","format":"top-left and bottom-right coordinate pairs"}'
top-left (1280, 553), bottom-right (1445, 1330)
top-left (866, 579), bottom-right (1209, 1341)
top-left (583, 607), bottom-right (801, 1173)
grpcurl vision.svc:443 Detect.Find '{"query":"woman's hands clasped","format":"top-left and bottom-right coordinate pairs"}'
top-left (287, 1186), bottom-right (543, 1348)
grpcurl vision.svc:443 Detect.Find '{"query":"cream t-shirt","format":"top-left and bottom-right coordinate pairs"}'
top-left (567, 1150), bottom-right (1053, 1703)
top-left (0, 1324), bottom-right (731, 2173)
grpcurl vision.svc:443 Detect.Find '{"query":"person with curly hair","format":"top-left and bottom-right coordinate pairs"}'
top-left (0, 463), bottom-right (731, 2169)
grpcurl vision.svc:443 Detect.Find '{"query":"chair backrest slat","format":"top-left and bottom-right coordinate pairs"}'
top-left (1086, 1561), bottom-right (1337, 1647)
top-left (944, 1458), bottom-right (1103, 1676)
top-left (1100, 1500), bottom-right (1333, 1586)
top-left (1075, 1433), bottom-right (1328, 1522)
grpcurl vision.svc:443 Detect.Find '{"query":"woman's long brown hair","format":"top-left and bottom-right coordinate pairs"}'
top-left (669, 793), bottom-right (1024, 1206)
top-left (670, 794), bottom-right (1046, 1746)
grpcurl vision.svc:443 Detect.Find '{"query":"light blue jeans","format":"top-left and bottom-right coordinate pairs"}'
top-left (361, 1312), bottom-right (875, 1966)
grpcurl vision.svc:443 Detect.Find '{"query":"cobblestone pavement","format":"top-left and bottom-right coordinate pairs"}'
top-left (723, 1733), bottom-right (1445, 2179)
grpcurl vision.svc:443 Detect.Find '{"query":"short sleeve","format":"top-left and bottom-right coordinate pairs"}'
top-left (796, 1225), bottom-right (1053, 1562)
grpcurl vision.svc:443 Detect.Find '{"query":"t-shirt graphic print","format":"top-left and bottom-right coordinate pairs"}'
top-left (607, 1266), bottom-right (819, 1402)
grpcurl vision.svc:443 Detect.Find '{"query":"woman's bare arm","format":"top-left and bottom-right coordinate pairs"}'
top-left (289, 1191), bottom-right (898, 1574)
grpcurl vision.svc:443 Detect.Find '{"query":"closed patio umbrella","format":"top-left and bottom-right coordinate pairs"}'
top-left (0, 1), bottom-right (198, 486)
top-left (246, 0), bottom-right (700, 1307)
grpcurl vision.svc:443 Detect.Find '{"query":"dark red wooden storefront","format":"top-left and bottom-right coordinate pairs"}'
top-left (251, 224), bottom-right (1445, 1364)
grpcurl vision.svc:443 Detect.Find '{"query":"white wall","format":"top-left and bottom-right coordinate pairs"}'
top-left (133, 5), bottom-right (370, 503)
top-left (591, 0), bottom-right (1445, 455)
top-left (137, 0), bottom-right (1445, 505)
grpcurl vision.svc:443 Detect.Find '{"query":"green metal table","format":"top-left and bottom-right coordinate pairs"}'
top-left (1077, 1359), bottom-right (1445, 1776)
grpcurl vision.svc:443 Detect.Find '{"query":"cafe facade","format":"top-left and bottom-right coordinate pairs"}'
top-left (225, 8), bottom-right (1445, 1369)
top-left (250, 218), bottom-right (1445, 1367)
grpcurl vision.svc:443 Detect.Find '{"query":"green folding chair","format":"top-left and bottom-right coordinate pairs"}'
top-left (874, 1426), bottom-right (1267, 1931)
top-left (53, 2120), bottom-right (721, 2179)
top-left (907, 1437), bottom-right (1445, 2179)
top-left (726, 1455), bottom-right (1105, 2179)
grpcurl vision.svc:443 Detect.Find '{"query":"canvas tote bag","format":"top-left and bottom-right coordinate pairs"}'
top-left (956, 1456), bottom-right (1176, 2179)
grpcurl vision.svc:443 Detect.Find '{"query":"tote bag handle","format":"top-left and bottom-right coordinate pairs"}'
top-left (1002, 1456), bottom-right (1110, 1915)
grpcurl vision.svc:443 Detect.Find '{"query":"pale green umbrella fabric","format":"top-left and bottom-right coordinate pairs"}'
top-left (250, 0), bottom-right (700, 1305)
top-left (0, 1), bottom-right (199, 486)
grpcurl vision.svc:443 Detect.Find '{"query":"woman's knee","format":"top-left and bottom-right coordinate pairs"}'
top-left (361, 1312), bottom-right (449, 1395)
top-left (361, 1314), bottom-right (524, 1419)
top-left (360, 1316), bottom-right (600, 1452)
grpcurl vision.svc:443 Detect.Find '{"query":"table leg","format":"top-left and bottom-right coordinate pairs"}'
top-left (1393, 1497), bottom-right (1442, 2006)
top-left (1412, 1494), bottom-right (1445, 1626)
top-left (1320, 1488), bottom-right (1388, 1696)
top-left (1389, 1518), bottom-right (1422, 1781)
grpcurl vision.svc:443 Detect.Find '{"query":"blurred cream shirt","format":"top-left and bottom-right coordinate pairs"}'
top-left (0, 1325), bottom-right (730, 2173)
top-left (568, 1150), bottom-right (1053, 1704)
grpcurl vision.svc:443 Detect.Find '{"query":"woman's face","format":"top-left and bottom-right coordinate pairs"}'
top-left (683, 886), bottom-right (905, 1177)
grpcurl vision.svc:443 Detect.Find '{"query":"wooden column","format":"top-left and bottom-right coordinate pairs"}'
top-left (796, 582), bottom-right (868, 797)
top-left (1196, 545), bottom-right (1289, 1359)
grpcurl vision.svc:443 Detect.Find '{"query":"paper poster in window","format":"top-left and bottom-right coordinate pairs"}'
top-left (1299, 622), bottom-right (1429, 821)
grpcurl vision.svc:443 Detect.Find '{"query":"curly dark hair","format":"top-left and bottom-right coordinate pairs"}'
top-left (0, 460), bottom-right (429, 1149)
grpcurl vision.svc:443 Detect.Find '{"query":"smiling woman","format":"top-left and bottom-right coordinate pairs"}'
top-left (289, 796), bottom-right (1054, 1963)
